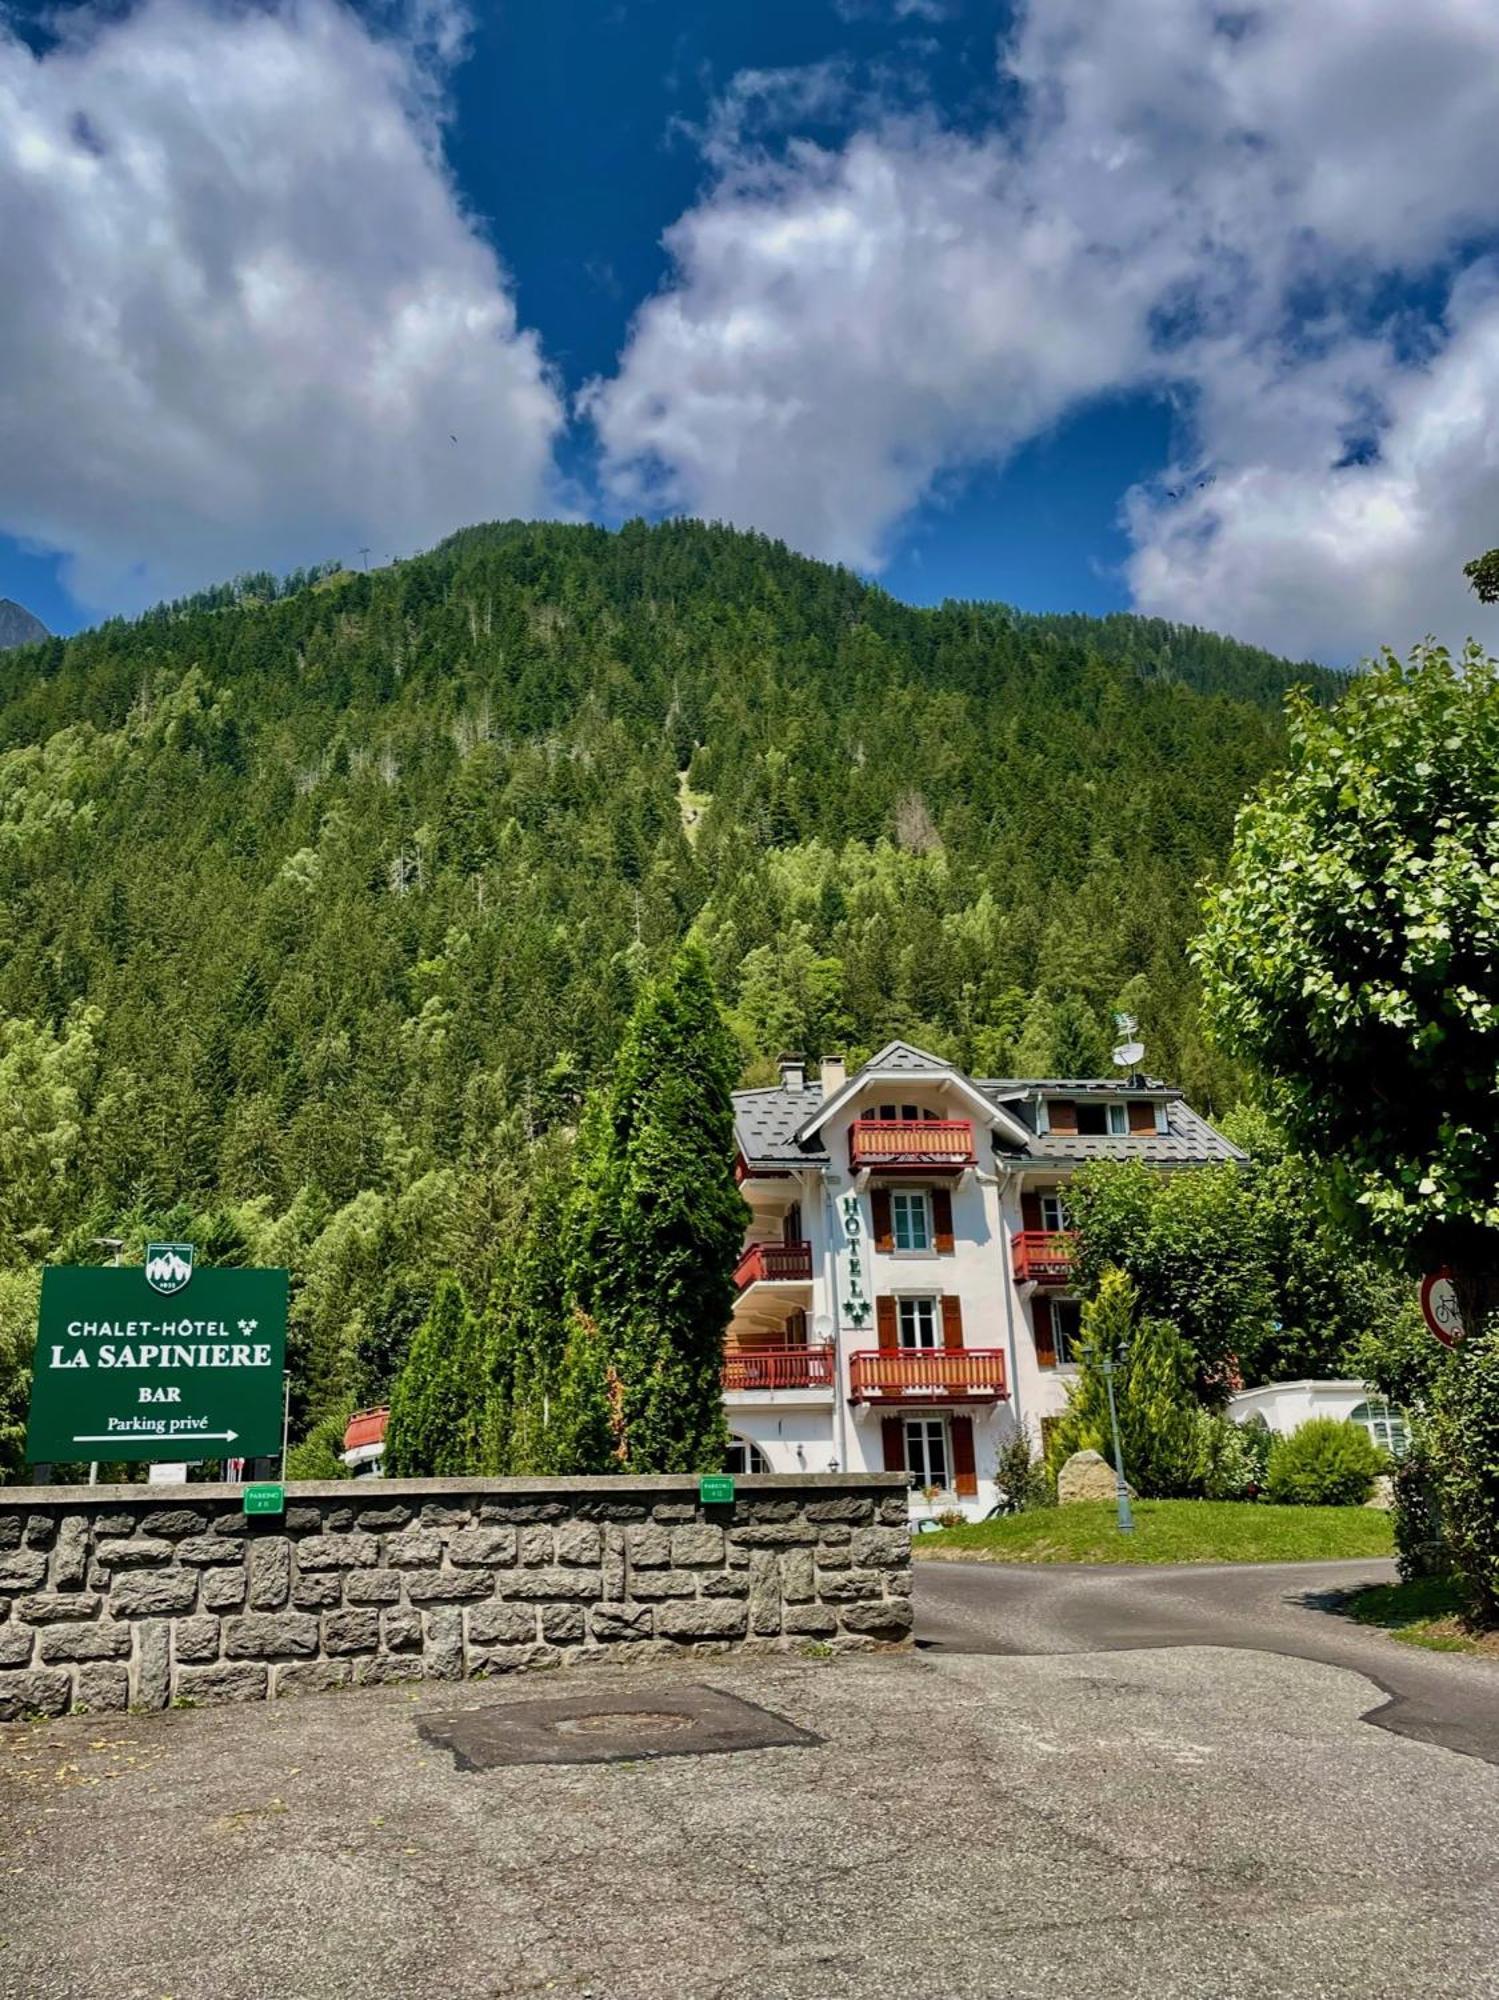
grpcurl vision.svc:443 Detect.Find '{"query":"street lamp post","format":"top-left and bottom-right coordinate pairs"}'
top-left (1099, 1347), bottom-right (1134, 1535)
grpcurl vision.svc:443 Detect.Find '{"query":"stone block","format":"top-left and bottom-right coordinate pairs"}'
top-left (273, 1660), bottom-right (351, 1698)
top-left (625, 1523), bottom-right (671, 1568)
top-left (294, 1533), bottom-right (378, 1570)
top-left (0, 1668), bottom-right (73, 1720)
top-left (171, 1618), bottom-right (222, 1665)
top-left (741, 1498), bottom-right (799, 1523)
top-left (76, 1663), bottom-right (130, 1712)
top-left (224, 1612), bottom-right (320, 1660)
top-left (94, 1537), bottom-right (175, 1569)
top-left (816, 1569), bottom-right (883, 1603)
top-left (424, 1606), bottom-right (464, 1681)
top-left (323, 1608), bottom-right (380, 1655)
top-left (838, 1598), bottom-right (914, 1641)
top-left (469, 1643), bottom-right (561, 1675)
top-left (386, 1529), bottom-right (443, 1568)
top-left (540, 1604), bottom-right (586, 1644)
top-left (139, 1509), bottom-right (207, 1539)
top-left (602, 1524), bottom-right (625, 1601)
top-left (627, 1570), bottom-right (697, 1600)
top-left (111, 1570), bottom-right (198, 1618)
top-left (656, 1600), bottom-right (748, 1641)
top-left (249, 1539), bottom-right (291, 1610)
top-left (590, 1603), bottom-right (654, 1642)
top-left (817, 1524), bottom-right (852, 1547)
top-left (806, 1496), bottom-right (875, 1524)
top-left (554, 1521), bottom-right (601, 1566)
top-left (0, 1513), bottom-right (21, 1550)
top-left (670, 1523), bottom-right (724, 1567)
top-left (206, 1512), bottom-right (248, 1538)
top-left (518, 1526), bottom-right (554, 1566)
top-left (700, 1573), bottom-right (750, 1598)
top-left (851, 1525), bottom-right (911, 1569)
top-left (403, 1569), bottom-right (495, 1604)
top-left (651, 1503), bottom-right (695, 1523)
top-left (135, 1620), bottom-right (170, 1711)
top-left (726, 1524), bottom-right (817, 1548)
top-left (0, 1550), bottom-right (48, 1592)
top-left (748, 1551), bottom-right (781, 1636)
top-left (502, 1568), bottom-right (603, 1602)
top-left (0, 1625), bottom-right (34, 1666)
top-left (50, 1516), bottom-right (90, 1590)
top-left (352, 1506), bottom-right (412, 1532)
top-left (284, 1507), bottom-right (322, 1533)
top-left (466, 1602), bottom-right (536, 1646)
top-left (345, 1570), bottom-right (403, 1605)
top-left (91, 1513), bottom-right (138, 1538)
top-left (14, 1591), bottom-right (101, 1623)
top-left (879, 1495), bottom-right (911, 1524)
top-left (448, 1528), bottom-right (516, 1567)
top-left (420, 1505), bottom-right (474, 1529)
top-left (292, 1573), bottom-right (343, 1609)
top-left (176, 1537), bottom-right (245, 1567)
top-left (321, 1508), bottom-right (355, 1532)
top-left (353, 1655), bottom-right (425, 1687)
top-left (783, 1605), bottom-right (837, 1637)
top-left (25, 1514), bottom-right (57, 1548)
top-left (592, 1502), bottom-right (648, 1522)
top-left (815, 1544), bottom-right (851, 1570)
top-left (382, 1609), bottom-right (423, 1652)
top-left (888, 1570), bottom-right (913, 1598)
top-left (38, 1621), bottom-right (131, 1663)
top-left (780, 1550), bottom-right (815, 1604)
top-left (173, 1662), bottom-right (269, 1706)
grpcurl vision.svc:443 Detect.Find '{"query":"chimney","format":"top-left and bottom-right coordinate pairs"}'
top-left (819, 1055), bottom-right (847, 1099)
top-left (777, 1053), bottom-right (806, 1092)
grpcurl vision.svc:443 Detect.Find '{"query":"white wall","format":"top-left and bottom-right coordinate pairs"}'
top-left (1228, 1380), bottom-right (1372, 1435)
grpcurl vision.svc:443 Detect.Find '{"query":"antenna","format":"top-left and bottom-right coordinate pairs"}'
top-left (1111, 1012), bottom-right (1145, 1073)
top-left (358, 546), bottom-right (371, 572)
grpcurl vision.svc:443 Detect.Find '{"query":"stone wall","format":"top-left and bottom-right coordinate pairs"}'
top-left (0, 1474), bottom-right (911, 1719)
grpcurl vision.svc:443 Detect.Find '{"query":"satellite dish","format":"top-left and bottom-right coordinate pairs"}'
top-left (1112, 1040), bottom-right (1145, 1069)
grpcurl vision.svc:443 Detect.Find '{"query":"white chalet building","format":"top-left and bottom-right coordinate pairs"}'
top-left (725, 1041), bottom-right (1242, 1517)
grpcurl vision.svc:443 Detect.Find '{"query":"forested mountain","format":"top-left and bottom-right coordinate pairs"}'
top-left (0, 600), bottom-right (49, 651)
top-left (0, 518), bottom-right (1341, 1464)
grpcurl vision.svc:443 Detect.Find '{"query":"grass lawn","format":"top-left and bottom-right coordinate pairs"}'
top-left (912, 1499), bottom-right (1395, 1566)
top-left (1343, 1575), bottom-right (1499, 1657)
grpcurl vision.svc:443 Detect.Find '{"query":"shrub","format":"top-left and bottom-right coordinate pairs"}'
top-left (284, 1412), bottom-right (351, 1481)
top-left (1266, 1417), bottom-right (1383, 1506)
top-left (1392, 1445), bottom-right (1446, 1582)
top-left (995, 1428), bottom-right (1053, 1513)
top-left (1426, 1324), bottom-right (1499, 1624)
top-left (1193, 1412), bottom-right (1269, 1500)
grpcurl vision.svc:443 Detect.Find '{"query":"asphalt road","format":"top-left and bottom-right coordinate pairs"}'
top-left (915, 1553), bottom-right (1499, 1763)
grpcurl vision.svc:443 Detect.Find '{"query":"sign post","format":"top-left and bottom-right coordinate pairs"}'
top-left (1419, 1269), bottom-right (1465, 1349)
top-left (26, 1258), bottom-right (289, 1469)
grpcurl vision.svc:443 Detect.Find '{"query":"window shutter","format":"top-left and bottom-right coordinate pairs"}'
top-left (1127, 1100), bottom-right (1155, 1134)
top-left (1049, 1100), bottom-right (1078, 1134)
top-left (871, 1186), bottom-right (893, 1253)
top-left (783, 1201), bottom-right (803, 1243)
top-left (881, 1416), bottom-right (906, 1473)
top-left (941, 1295), bottom-right (964, 1350)
top-left (931, 1187), bottom-right (954, 1253)
top-left (951, 1416), bottom-right (977, 1496)
top-left (1020, 1190), bottom-right (1042, 1232)
top-left (1033, 1296), bottom-right (1056, 1368)
top-left (876, 1295), bottom-right (898, 1349)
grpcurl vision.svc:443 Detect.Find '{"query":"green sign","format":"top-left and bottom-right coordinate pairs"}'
top-left (27, 1261), bottom-right (288, 1466)
top-left (699, 1474), bottom-right (736, 1505)
top-left (244, 1483), bottom-right (285, 1516)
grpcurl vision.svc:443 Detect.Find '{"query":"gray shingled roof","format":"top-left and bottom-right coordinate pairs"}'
top-left (860, 1039), bottom-right (951, 1075)
top-left (733, 1085), bottom-right (829, 1167)
top-left (991, 1097), bottom-right (1246, 1168)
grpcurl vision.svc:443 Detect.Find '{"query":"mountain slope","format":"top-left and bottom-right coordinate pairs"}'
top-left (0, 599), bottom-right (49, 650)
top-left (0, 518), bottom-right (1338, 1444)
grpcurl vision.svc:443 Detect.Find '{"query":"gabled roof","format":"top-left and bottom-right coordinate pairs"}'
top-left (793, 1042), bottom-right (1034, 1149)
top-left (733, 1084), bottom-right (829, 1169)
top-left (860, 1039), bottom-right (952, 1075)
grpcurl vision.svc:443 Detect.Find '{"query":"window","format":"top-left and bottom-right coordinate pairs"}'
top-left (905, 1417), bottom-right (949, 1491)
top-left (1107, 1102), bottom-right (1128, 1135)
top-left (1052, 1298), bottom-right (1083, 1366)
top-left (897, 1297), bottom-right (940, 1348)
top-left (726, 1438), bottom-right (770, 1475)
top-left (1038, 1191), bottom-right (1068, 1233)
top-left (1350, 1399), bottom-right (1408, 1461)
top-left (1075, 1102), bottom-right (1108, 1135)
top-left (891, 1190), bottom-right (931, 1252)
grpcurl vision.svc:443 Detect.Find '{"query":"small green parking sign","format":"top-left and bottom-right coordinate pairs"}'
top-left (27, 1262), bottom-right (288, 1466)
top-left (699, 1474), bottom-right (736, 1505)
top-left (243, 1484), bottom-right (285, 1516)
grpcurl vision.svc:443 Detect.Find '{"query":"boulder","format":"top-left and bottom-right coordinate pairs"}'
top-left (1058, 1449), bottom-right (1133, 1506)
top-left (1364, 1475), bottom-right (1395, 1511)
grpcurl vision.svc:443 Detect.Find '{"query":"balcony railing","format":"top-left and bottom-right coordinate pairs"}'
top-left (1011, 1230), bottom-right (1078, 1285)
top-left (849, 1118), bottom-right (976, 1170)
top-left (733, 1241), bottom-right (814, 1289)
top-left (848, 1348), bottom-right (1008, 1402)
top-left (722, 1346), bottom-right (835, 1394)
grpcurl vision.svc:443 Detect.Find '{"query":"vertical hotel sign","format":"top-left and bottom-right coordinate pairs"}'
top-left (840, 1193), bottom-right (872, 1332)
top-left (26, 1249), bottom-right (289, 1465)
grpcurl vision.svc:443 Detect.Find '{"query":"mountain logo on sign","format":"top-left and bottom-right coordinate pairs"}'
top-left (144, 1243), bottom-right (195, 1295)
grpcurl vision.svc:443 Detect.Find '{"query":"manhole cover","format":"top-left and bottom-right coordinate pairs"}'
top-left (419, 1684), bottom-right (821, 1770)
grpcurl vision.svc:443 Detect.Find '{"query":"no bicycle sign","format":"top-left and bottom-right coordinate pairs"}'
top-left (27, 1252), bottom-right (288, 1465)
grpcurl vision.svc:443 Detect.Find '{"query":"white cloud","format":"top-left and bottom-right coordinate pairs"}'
top-left (593, 0), bottom-right (1499, 659)
top-left (0, 0), bottom-right (562, 612)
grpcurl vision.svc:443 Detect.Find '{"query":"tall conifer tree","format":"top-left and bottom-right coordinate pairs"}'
top-left (385, 1276), bottom-right (478, 1476)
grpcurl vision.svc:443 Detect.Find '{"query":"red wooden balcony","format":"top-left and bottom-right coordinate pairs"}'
top-left (849, 1118), bottom-right (976, 1171)
top-left (1011, 1230), bottom-right (1078, 1285)
top-left (343, 1407), bottom-right (389, 1453)
top-left (722, 1346), bottom-right (835, 1393)
top-left (733, 1241), bottom-right (814, 1289)
top-left (848, 1348), bottom-right (1007, 1403)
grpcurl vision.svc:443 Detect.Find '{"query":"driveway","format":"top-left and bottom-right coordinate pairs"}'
top-left (915, 1554), bottom-right (1499, 1763)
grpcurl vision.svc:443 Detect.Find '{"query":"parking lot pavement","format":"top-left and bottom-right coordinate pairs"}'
top-left (4, 1643), bottom-right (1499, 2000)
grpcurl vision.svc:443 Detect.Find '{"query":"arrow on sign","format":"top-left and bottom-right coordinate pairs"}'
top-left (71, 1429), bottom-right (240, 1444)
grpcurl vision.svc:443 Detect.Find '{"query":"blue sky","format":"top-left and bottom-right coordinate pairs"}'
top-left (5, 0), bottom-right (1499, 662)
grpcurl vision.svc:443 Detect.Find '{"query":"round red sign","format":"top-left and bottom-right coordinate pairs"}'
top-left (1420, 1269), bottom-right (1465, 1348)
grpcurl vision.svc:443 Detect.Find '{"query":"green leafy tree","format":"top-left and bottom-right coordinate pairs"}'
top-left (569, 942), bottom-right (746, 1472)
top-left (385, 1276), bottom-right (479, 1476)
top-left (1046, 1267), bottom-right (1201, 1497)
top-left (1197, 643), bottom-right (1499, 1332)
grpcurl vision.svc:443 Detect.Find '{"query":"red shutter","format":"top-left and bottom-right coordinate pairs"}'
top-left (1049, 1100), bottom-right (1078, 1134)
top-left (881, 1416), bottom-right (907, 1473)
top-left (1033, 1296), bottom-right (1056, 1368)
top-left (876, 1295), bottom-right (899, 1349)
top-left (941, 1296), bottom-right (964, 1350)
top-left (1020, 1190), bottom-right (1042, 1232)
top-left (1128, 1099), bottom-right (1155, 1133)
top-left (871, 1186), bottom-right (893, 1253)
top-left (951, 1416), bottom-right (977, 1496)
top-left (931, 1186), bottom-right (954, 1253)
top-left (782, 1201), bottom-right (803, 1243)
